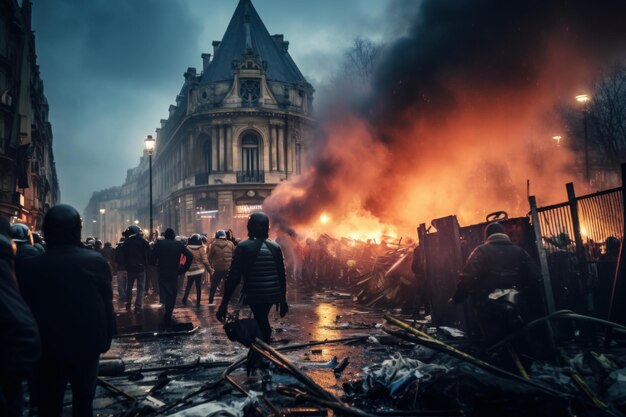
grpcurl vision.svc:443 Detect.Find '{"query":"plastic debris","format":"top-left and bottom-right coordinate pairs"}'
top-left (362, 353), bottom-right (448, 396)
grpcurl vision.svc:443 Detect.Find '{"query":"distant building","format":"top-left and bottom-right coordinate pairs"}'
top-left (94, 0), bottom-right (314, 237)
top-left (83, 186), bottom-right (122, 244)
top-left (0, 0), bottom-right (60, 228)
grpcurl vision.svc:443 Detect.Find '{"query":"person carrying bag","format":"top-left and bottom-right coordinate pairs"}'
top-left (216, 213), bottom-right (288, 350)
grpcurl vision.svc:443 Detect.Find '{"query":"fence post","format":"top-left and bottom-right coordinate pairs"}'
top-left (608, 163), bottom-right (626, 325)
top-left (566, 182), bottom-right (594, 317)
top-left (529, 196), bottom-right (556, 314)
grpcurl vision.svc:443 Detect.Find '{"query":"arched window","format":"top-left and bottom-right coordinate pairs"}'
top-left (241, 133), bottom-right (259, 175)
top-left (203, 140), bottom-right (212, 173)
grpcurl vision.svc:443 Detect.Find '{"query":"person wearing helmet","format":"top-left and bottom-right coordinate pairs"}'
top-left (84, 236), bottom-right (96, 250)
top-left (0, 216), bottom-right (40, 417)
top-left (216, 212), bottom-right (289, 345)
top-left (121, 225), bottom-right (150, 313)
top-left (15, 204), bottom-right (115, 417)
top-left (207, 229), bottom-right (235, 305)
top-left (10, 224), bottom-right (41, 269)
top-left (151, 228), bottom-right (193, 327)
top-left (182, 234), bottom-right (212, 308)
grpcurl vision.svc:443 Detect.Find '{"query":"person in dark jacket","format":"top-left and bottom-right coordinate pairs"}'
top-left (100, 242), bottom-right (114, 265)
top-left (10, 223), bottom-right (41, 269)
top-left (16, 204), bottom-right (115, 417)
top-left (0, 217), bottom-right (40, 417)
top-left (450, 222), bottom-right (541, 346)
top-left (122, 225), bottom-right (150, 312)
top-left (150, 228), bottom-right (193, 326)
top-left (217, 212), bottom-right (288, 344)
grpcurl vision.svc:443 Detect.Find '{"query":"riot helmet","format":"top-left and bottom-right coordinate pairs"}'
top-left (247, 212), bottom-right (269, 239)
top-left (11, 223), bottom-right (33, 244)
top-left (189, 234), bottom-right (202, 246)
top-left (42, 204), bottom-right (82, 247)
top-left (125, 225), bottom-right (141, 237)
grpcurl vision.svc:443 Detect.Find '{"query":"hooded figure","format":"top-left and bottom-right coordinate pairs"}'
top-left (16, 204), bottom-right (115, 417)
top-left (217, 213), bottom-right (288, 346)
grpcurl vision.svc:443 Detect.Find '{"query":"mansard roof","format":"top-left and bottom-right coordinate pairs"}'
top-left (200, 0), bottom-right (307, 85)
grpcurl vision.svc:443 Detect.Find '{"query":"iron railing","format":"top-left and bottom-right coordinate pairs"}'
top-left (236, 170), bottom-right (264, 183)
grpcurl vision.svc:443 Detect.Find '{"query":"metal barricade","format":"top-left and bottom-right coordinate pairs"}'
top-left (530, 182), bottom-right (624, 319)
top-left (577, 188), bottom-right (623, 248)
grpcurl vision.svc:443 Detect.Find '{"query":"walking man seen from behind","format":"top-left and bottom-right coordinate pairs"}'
top-left (121, 225), bottom-right (150, 313)
top-left (207, 229), bottom-right (234, 305)
top-left (449, 222), bottom-right (541, 347)
top-left (151, 228), bottom-right (193, 327)
top-left (217, 213), bottom-right (288, 344)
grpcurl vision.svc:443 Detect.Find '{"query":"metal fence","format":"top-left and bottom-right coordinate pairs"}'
top-left (536, 187), bottom-right (622, 255)
top-left (536, 201), bottom-right (577, 254)
top-left (577, 188), bottom-right (623, 249)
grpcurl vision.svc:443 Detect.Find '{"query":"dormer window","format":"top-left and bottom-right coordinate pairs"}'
top-left (240, 78), bottom-right (260, 107)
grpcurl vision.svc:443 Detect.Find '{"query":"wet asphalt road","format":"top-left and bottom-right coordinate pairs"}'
top-left (87, 281), bottom-right (410, 416)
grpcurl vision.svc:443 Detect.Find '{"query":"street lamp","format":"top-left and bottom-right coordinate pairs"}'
top-left (552, 135), bottom-right (562, 146)
top-left (99, 208), bottom-right (106, 241)
top-left (144, 135), bottom-right (156, 240)
top-left (575, 94), bottom-right (590, 183)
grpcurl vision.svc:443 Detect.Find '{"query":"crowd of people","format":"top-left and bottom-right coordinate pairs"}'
top-left (0, 205), bottom-right (288, 417)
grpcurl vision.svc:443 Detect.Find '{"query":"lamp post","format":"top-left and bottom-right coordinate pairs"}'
top-left (99, 208), bottom-right (106, 242)
top-left (144, 135), bottom-right (156, 240)
top-left (575, 94), bottom-right (590, 184)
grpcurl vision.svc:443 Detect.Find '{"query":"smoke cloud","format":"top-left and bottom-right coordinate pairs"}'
top-left (265, 0), bottom-right (626, 240)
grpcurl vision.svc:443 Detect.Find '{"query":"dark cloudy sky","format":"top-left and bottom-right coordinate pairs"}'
top-left (31, 0), bottom-right (406, 211)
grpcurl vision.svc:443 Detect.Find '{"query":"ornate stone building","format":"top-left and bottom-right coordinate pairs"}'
top-left (98, 0), bottom-right (315, 238)
top-left (0, 0), bottom-right (60, 228)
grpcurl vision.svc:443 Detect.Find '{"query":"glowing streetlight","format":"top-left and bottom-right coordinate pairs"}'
top-left (144, 135), bottom-right (156, 240)
top-left (552, 135), bottom-right (562, 146)
top-left (134, 220), bottom-right (140, 225)
top-left (575, 94), bottom-right (590, 104)
top-left (575, 93), bottom-right (591, 183)
top-left (99, 208), bottom-right (106, 241)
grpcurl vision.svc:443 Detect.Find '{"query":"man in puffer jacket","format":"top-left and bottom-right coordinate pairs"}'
top-left (216, 213), bottom-right (288, 343)
top-left (207, 229), bottom-right (235, 304)
top-left (182, 234), bottom-right (212, 308)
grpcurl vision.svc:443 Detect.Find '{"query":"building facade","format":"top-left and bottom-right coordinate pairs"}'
top-left (83, 186), bottom-right (123, 245)
top-left (95, 0), bottom-right (314, 238)
top-left (0, 0), bottom-right (60, 228)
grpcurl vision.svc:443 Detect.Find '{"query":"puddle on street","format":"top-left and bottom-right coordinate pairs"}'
top-left (93, 285), bottom-right (398, 415)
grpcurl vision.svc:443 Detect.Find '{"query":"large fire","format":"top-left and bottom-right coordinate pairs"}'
top-left (264, 1), bottom-right (626, 244)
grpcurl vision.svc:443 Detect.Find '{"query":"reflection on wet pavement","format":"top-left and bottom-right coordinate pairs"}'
top-left (95, 283), bottom-right (400, 415)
